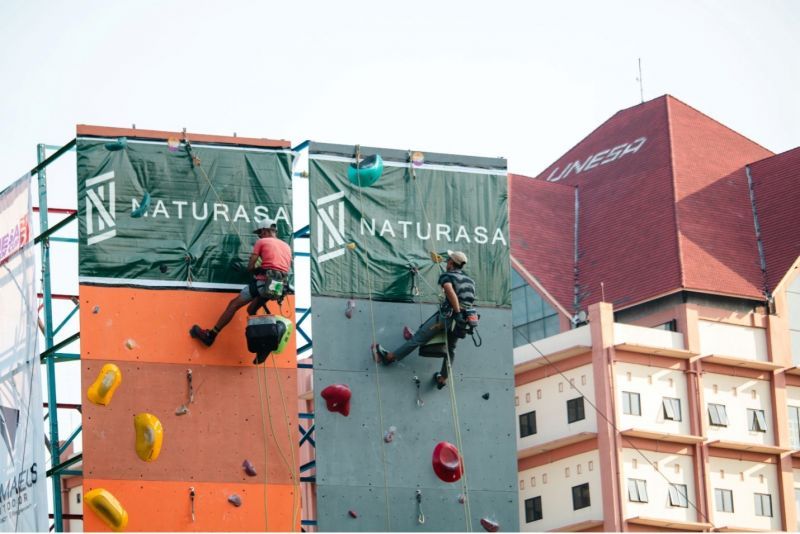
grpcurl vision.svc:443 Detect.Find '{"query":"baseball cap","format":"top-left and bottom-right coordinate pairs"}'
top-left (446, 250), bottom-right (468, 266)
top-left (253, 218), bottom-right (278, 234)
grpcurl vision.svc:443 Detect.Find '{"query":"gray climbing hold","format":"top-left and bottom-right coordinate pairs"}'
top-left (482, 393), bottom-right (490, 400)
top-left (348, 510), bottom-right (358, 518)
top-left (228, 494), bottom-right (242, 507)
top-left (175, 405), bottom-right (189, 416)
top-left (242, 459), bottom-right (257, 477)
top-left (92, 306), bottom-right (100, 314)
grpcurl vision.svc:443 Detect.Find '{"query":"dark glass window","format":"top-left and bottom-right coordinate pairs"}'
top-left (512, 269), bottom-right (560, 348)
top-left (525, 496), bottom-right (542, 523)
top-left (519, 411), bottom-right (536, 438)
top-left (572, 483), bottom-right (591, 510)
top-left (567, 397), bottom-right (585, 423)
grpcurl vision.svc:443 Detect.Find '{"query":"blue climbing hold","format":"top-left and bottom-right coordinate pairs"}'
top-left (347, 154), bottom-right (383, 187)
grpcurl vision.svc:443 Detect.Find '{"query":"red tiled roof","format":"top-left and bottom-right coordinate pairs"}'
top-left (511, 94), bottom-right (789, 313)
top-left (509, 174), bottom-right (575, 311)
top-left (749, 147), bottom-right (800, 293)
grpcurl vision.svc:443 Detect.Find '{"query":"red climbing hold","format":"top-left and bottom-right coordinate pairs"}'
top-left (480, 517), bottom-right (500, 532)
top-left (321, 384), bottom-right (351, 417)
top-left (432, 441), bottom-right (463, 483)
top-left (348, 510), bottom-right (358, 518)
top-left (403, 326), bottom-right (414, 340)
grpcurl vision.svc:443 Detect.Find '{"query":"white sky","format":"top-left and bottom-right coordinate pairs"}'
top-left (1, 0), bottom-right (799, 186)
top-left (0, 0), bottom-right (798, 470)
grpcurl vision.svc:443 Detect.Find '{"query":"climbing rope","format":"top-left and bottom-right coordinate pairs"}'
top-left (269, 356), bottom-right (302, 530)
top-left (184, 138), bottom-right (299, 530)
top-left (406, 152), bottom-right (473, 530)
top-left (351, 145), bottom-right (393, 530)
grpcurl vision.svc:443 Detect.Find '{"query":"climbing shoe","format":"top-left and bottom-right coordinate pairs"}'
top-left (433, 372), bottom-right (447, 390)
top-left (190, 325), bottom-right (216, 347)
top-left (371, 343), bottom-right (393, 365)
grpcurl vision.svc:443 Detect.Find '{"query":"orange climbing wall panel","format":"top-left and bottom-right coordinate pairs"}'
top-left (80, 285), bottom-right (297, 368)
top-left (80, 287), bottom-right (300, 531)
top-left (82, 479), bottom-right (299, 532)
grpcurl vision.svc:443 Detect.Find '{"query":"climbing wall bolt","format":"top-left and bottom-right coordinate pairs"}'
top-left (187, 369), bottom-right (194, 404)
top-left (416, 490), bottom-right (425, 524)
top-left (189, 487), bottom-right (196, 522)
top-left (413, 376), bottom-right (424, 407)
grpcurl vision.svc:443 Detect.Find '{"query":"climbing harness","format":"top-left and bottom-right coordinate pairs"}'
top-left (416, 490), bottom-right (425, 524)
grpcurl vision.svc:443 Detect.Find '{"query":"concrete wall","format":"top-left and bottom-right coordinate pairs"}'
top-left (707, 457), bottom-right (781, 531)
top-left (619, 448), bottom-right (698, 524)
top-left (702, 373), bottom-right (774, 446)
top-left (515, 363), bottom-right (596, 449)
top-left (517, 450), bottom-right (602, 531)
top-left (614, 362), bottom-right (691, 435)
top-left (312, 296), bottom-right (518, 531)
top-left (698, 320), bottom-right (768, 361)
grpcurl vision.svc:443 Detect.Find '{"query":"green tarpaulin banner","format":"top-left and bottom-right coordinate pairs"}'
top-left (77, 138), bottom-right (292, 289)
top-left (309, 143), bottom-right (510, 307)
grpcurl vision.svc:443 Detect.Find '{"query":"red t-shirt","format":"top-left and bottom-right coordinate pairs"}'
top-left (252, 237), bottom-right (292, 279)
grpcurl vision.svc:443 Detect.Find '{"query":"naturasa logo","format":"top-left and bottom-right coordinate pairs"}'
top-left (83, 170), bottom-right (289, 246)
top-left (314, 183), bottom-right (508, 265)
top-left (0, 405), bottom-right (38, 522)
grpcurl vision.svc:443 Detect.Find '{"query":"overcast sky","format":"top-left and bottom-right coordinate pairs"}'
top-left (1, 0), bottom-right (799, 189)
top-left (1, 1), bottom-right (798, 411)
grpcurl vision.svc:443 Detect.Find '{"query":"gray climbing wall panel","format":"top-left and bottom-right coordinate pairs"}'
top-left (313, 297), bottom-right (518, 532)
top-left (308, 142), bottom-right (517, 531)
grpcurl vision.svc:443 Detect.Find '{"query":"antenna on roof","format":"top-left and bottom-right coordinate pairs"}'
top-left (636, 58), bottom-right (644, 104)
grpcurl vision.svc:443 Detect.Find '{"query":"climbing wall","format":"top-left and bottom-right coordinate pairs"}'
top-left (77, 126), bottom-right (300, 532)
top-left (308, 143), bottom-right (518, 532)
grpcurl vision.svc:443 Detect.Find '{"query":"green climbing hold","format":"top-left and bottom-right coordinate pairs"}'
top-left (131, 191), bottom-right (151, 218)
top-left (347, 154), bottom-right (383, 187)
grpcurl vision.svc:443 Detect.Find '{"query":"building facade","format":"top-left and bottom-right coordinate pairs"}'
top-left (511, 95), bottom-right (800, 531)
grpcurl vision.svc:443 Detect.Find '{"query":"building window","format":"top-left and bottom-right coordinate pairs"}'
top-left (715, 488), bottom-right (734, 513)
top-left (748, 409), bottom-right (767, 432)
top-left (525, 496), bottom-right (542, 523)
top-left (789, 406), bottom-right (800, 450)
top-left (511, 269), bottom-right (560, 348)
top-left (519, 411), bottom-right (536, 438)
top-left (662, 397), bottom-right (682, 421)
top-left (572, 483), bottom-right (591, 510)
top-left (567, 397), bottom-right (585, 423)
top-left (622, 391), bottom-right (641, 416)
top-left (668, 484), bottom-right (688, 508)
top-left (627, 479), bottom-right (648, 503)
top-left (795, 489), bottom-right (800, 530)
top-left (654, 319), bottom-right (677, 332)
top-left (708, 403), bottom-right (729, 427)
top-left (755, 493), bottom-right (773, 517)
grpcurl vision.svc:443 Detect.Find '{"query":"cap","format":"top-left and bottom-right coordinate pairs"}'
top-left (253, 218), bottom-right (278, 234)
top-left (432, 441), bottom-right (463, 483)
top-left (446, 250), bottom-right (468, 266)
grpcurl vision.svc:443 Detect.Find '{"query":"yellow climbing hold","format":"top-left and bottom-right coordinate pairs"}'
top-left (430, 251), bottom-right (444, 263)
top-left (133, 413), bottom-right (163, 462)
top-left (274, 315), bottom-right (294, 354)
top-left (87, 364), bottom-right (122, 406)
top-left (85, 488), bottom-right (129, 531)
top-left (346, 242), bottom-right (356, 250)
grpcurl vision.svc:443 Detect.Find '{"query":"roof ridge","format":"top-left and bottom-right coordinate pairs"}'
top-left (665, 97), bottom-right (687, 291)
top-left (663, 95), bottom-right (774, 155)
